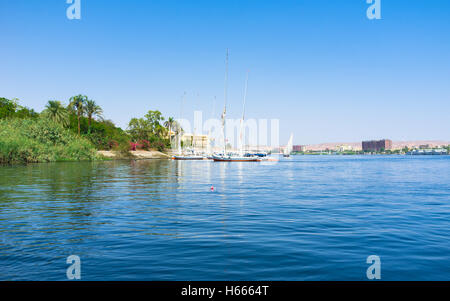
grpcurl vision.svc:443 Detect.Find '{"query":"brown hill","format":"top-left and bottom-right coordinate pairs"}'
top-left (304, 140), bottom-right (450, 151)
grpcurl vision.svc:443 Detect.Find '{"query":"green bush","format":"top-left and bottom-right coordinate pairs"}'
top-left (0, 118), bottom-right (99, 164)
top-left (67, 114), bottom-right (130, 150)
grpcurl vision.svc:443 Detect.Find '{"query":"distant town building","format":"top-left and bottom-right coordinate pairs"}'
top-left (362, 139), bottom-right (392, 151)
top-left (335, 145), bottom-right (353, 152)
top-left (407, 148), bottom-right (448, 155)
top-left (293, 145), bottom-right (306, 152)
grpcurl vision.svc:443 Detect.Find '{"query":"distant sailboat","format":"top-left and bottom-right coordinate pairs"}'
top-left (283, 133), bottom-right (294, 157)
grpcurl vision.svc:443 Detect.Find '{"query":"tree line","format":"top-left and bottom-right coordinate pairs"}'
top-left (0, 96), bottom-right (180, 152)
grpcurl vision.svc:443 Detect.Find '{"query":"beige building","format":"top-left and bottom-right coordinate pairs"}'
top-left (182, 133), bottom-right (210, 149)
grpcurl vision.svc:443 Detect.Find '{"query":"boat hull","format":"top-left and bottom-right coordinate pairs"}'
top-left (173, 156), bottom-right (205, 160)
top-left (212, 156), bottom-right (259, 162)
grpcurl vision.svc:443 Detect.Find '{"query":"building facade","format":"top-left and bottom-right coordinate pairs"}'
top-left (362, 139), bottom-right (392, 151)
top-left (182, 133), bottom-right (209, 149)
top-left (293, 145), bottom-right (306, 152)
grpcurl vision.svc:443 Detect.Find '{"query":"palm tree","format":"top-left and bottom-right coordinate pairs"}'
top-left (69, 95), bottom-right (87, 135)
top-left (85, 99), bottom-right (103, 133)
top-left (42, 100), bottom-right (69, 127)
top-left (164, 117), bottom-right (176, 143)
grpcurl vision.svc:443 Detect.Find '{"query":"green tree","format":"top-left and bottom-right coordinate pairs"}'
top-left (0, 97), bottom-right (38, 119)
top-left (69, 95), bottom-right (87, 135)
top-left (0, 97), bottom-right (18, 119)
top-left (128, 110), bottom-right (166, 141)
top-left (85, 99), bottom-right (103, 133)
top-left (42, 100), bottom-right (69, 127)
top-left (15, 106), bottom-right (38, 119)
top-left (127, 118), bottom-right (151, 141)
top-left (164, 117), bottom-right (176, 144)
top-left (144, 110), bottom-right (164, 133)
top-left (127, 110), bottom-right (170, 151)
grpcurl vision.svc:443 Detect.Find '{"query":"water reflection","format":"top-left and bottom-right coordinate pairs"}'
top-left (1, 156), bottom-right (450, 280)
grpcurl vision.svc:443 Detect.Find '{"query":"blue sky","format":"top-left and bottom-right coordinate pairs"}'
top-left (1, 0), bottom-right (449, 144)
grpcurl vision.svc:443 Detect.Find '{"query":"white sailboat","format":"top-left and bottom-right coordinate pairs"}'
top-left (283, 133), bottom-right (294, 157)
top-left (174, 92), bottom-right (204, 160)
top-left (212, 54), bottom-right (258, 162)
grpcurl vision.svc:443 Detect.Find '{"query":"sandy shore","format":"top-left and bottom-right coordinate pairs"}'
top-left (98, 150), bottom-right (171, 160)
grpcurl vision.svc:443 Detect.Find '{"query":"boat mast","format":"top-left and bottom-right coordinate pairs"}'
top-left (207, 96), bottom-right (216, 155)
top-left (222, 49), bottom-right (229, 155)
top-left (193, 92), bottom-right (199, 153)
top-left (178, 92), bottom-right (186, 155)
top-left (239, 71), bottom-right (249, 156)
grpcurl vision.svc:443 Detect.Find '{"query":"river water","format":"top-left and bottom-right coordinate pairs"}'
top-left (0, 156), bottom-right (449, 280)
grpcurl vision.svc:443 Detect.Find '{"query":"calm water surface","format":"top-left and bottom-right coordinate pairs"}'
top-left (0, 156), bottom-right (449, 280)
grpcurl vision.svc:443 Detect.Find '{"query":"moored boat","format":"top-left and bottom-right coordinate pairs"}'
top-left (213, 55), bottom-right (260, 163)
top-left (212, 154), bottom-right (259, 162)
top-left (173, 155), bottom-right (205, 160)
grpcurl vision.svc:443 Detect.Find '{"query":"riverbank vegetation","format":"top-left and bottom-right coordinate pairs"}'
top-left (127, 110), bottom-right (174, 152)
top-left (0, 118), bottom-right (99, 164)
top-left (0, 96), bottom-right (177, 164)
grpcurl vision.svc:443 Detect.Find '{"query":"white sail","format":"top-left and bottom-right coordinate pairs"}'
top-left (284, 133), bottom-right (293, 155)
